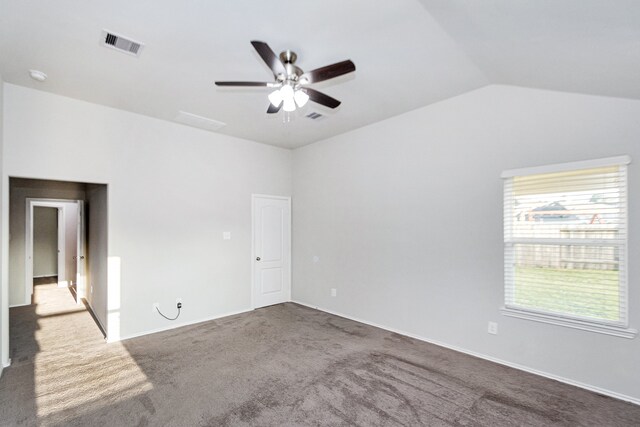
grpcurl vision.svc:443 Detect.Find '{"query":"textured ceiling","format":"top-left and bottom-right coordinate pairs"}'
top-left (1, 1), bottom-right (638, 148)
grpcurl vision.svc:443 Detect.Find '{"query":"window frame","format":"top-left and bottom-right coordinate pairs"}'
top-left (501, 156), bottom-right (636, 339)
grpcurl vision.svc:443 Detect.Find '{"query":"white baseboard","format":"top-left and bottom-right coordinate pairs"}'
top-left (9, 303), bottom-right (31, 308)
top-left (1, 359), bottom-right (11, 379)
top-left (113, 308), bottom-right (254, 343)
top-left (291, 300), bottom-right (640, 406)
top-left (82, 298), bottom-right (107, 338)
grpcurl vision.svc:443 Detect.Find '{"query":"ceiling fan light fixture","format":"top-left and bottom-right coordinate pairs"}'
top-left (282, 97), bottom-right (296, 112)
top-left (280, 84), bottom-right (294, 99)
top-left (280, 84), bottom-right (296, 111)
top-left (294, 90), bottom-right (309, 107)
top-left (268, 89), bottom-right (283, 107)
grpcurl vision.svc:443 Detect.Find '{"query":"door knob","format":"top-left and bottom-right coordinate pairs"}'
top-left (256, 257), bottom-right (261, 261)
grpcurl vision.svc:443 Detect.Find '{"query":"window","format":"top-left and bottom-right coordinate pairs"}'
top-left (502, 156), bottom-right (636, 338)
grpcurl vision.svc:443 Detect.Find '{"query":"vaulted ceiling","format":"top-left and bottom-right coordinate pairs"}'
top-left (1, 1), bottom-right (638, 148)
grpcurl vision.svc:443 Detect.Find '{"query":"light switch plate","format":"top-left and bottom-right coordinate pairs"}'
top-left (223, 232), bottom-right (231, 240)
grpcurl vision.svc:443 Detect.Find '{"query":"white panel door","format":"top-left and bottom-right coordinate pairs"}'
top-left (252, 195), bottom-right (291, 308)
top-left (56, 207), bottom-right (65, 286)
top-left (76, 200), bottom-right (87, 301)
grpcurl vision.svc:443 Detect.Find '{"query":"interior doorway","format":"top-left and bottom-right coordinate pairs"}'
top-left (8, 178), bottom-right (109, 343)
top-left (26, 199), bottom-right (83, 304)
top-left (32, 206), bottom-right (60, 290)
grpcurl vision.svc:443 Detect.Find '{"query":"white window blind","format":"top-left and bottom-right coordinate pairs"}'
top-left (503, 157), bottom-right (633, 335)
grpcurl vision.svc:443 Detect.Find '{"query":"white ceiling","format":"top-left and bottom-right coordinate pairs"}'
top-left (0, 1), bottom-right (638, 149)
top-left (421, 0), bottom-right (640, 100)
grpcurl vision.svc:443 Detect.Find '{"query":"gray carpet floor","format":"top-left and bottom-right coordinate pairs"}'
top-left (1, 280), bottom-right (639, 426)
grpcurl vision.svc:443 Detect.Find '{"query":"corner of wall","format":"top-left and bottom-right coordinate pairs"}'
top-left (0, 75), bottom-right (8, 367)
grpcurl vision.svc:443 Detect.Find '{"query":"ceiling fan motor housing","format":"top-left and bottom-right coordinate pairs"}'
top-left (278, 50), bottom-right (303, 83)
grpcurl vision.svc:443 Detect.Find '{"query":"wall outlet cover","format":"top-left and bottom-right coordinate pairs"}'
top-left (488, 321), bottom-right (498, 335)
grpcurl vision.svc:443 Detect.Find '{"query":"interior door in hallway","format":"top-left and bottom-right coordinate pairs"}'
top-left (252, 195), bottom-right (291, 308)
top-left (76, 200), bottom-right (87, 301)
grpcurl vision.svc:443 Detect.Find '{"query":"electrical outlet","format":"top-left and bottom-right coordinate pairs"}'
top-left (488, 321), bottom-right (498, 335)
top-left (331, 288), bottom-right (337, 297)
top-left (152, 303), bottom-right (159, 313)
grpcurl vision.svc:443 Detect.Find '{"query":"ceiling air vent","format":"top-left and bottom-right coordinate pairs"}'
top-left (101, 30), bottom-right (144, 57)
top-left (175, 111), bottom-right (226, 133)
top-left (306, 112), bottom-right (324, 120)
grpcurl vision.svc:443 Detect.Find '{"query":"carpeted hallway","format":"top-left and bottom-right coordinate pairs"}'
top-left (1, 281), bottom-right (639, 426)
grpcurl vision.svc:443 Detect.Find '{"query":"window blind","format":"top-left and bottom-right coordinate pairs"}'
top-left (503, 161), bottom-right (628, 328)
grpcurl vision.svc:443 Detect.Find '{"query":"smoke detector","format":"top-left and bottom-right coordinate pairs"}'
top-left (101, 30), bottom-right (144, 57)
top-left (29, 70), bottom-right (47, 82)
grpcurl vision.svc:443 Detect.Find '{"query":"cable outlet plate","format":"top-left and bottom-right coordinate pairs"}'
top-left (152, 303), bottom-right (159, 313)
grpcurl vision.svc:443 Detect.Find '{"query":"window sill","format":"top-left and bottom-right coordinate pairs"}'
top-left (500, 307), bottom-right (637, 339)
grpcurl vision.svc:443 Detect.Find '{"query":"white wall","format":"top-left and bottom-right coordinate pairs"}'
top-left (9, 184), bottom-right (85, 306)
top-left (0, 74), bottom-right (6, 370)
top-left (87, 185), bottom-right (108, 332)
top-left (2, 83), bottom-right (292, 343)
top-left (32, 207), bottom-right (58, 277)
top-left (292, 85), bottom-right (640, 402)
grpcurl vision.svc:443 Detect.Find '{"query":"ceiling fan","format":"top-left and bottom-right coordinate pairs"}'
top-left (215, 41), bottom-right (355, 114)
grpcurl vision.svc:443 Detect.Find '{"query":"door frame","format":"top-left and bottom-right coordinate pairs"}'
top-left (24, 198), bottom-right (81, 304)
top-left (251, 194), bottom-right (291, 309)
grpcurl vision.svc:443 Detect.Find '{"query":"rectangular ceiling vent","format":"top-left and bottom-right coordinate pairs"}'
top-left (101, 30), bottom-right (144, 57)
top-left (175, 111), bottom-right (226, 133)
top-left (306, 112), bottom-right (324, 120)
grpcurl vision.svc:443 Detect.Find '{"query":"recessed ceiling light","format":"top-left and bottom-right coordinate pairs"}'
top-left (29, 70), bottom-right (47, 82)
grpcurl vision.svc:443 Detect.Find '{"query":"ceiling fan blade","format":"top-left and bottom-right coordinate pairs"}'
top-left (215, 81), bottom-right (273, 87)
top-left (304, 88), bottom-right (341, 109)
top-left (301, 60), bottom-right (355, 84)
top-left (267, 102), bottom-right (282, 114)
top-left (251, 41), bottom-right (287, 77)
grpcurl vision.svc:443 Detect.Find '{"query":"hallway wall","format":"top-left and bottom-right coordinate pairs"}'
top-left (8, 182), bottom-right (85, 306)
top-left (86, 185), bottom-right (108, 332)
